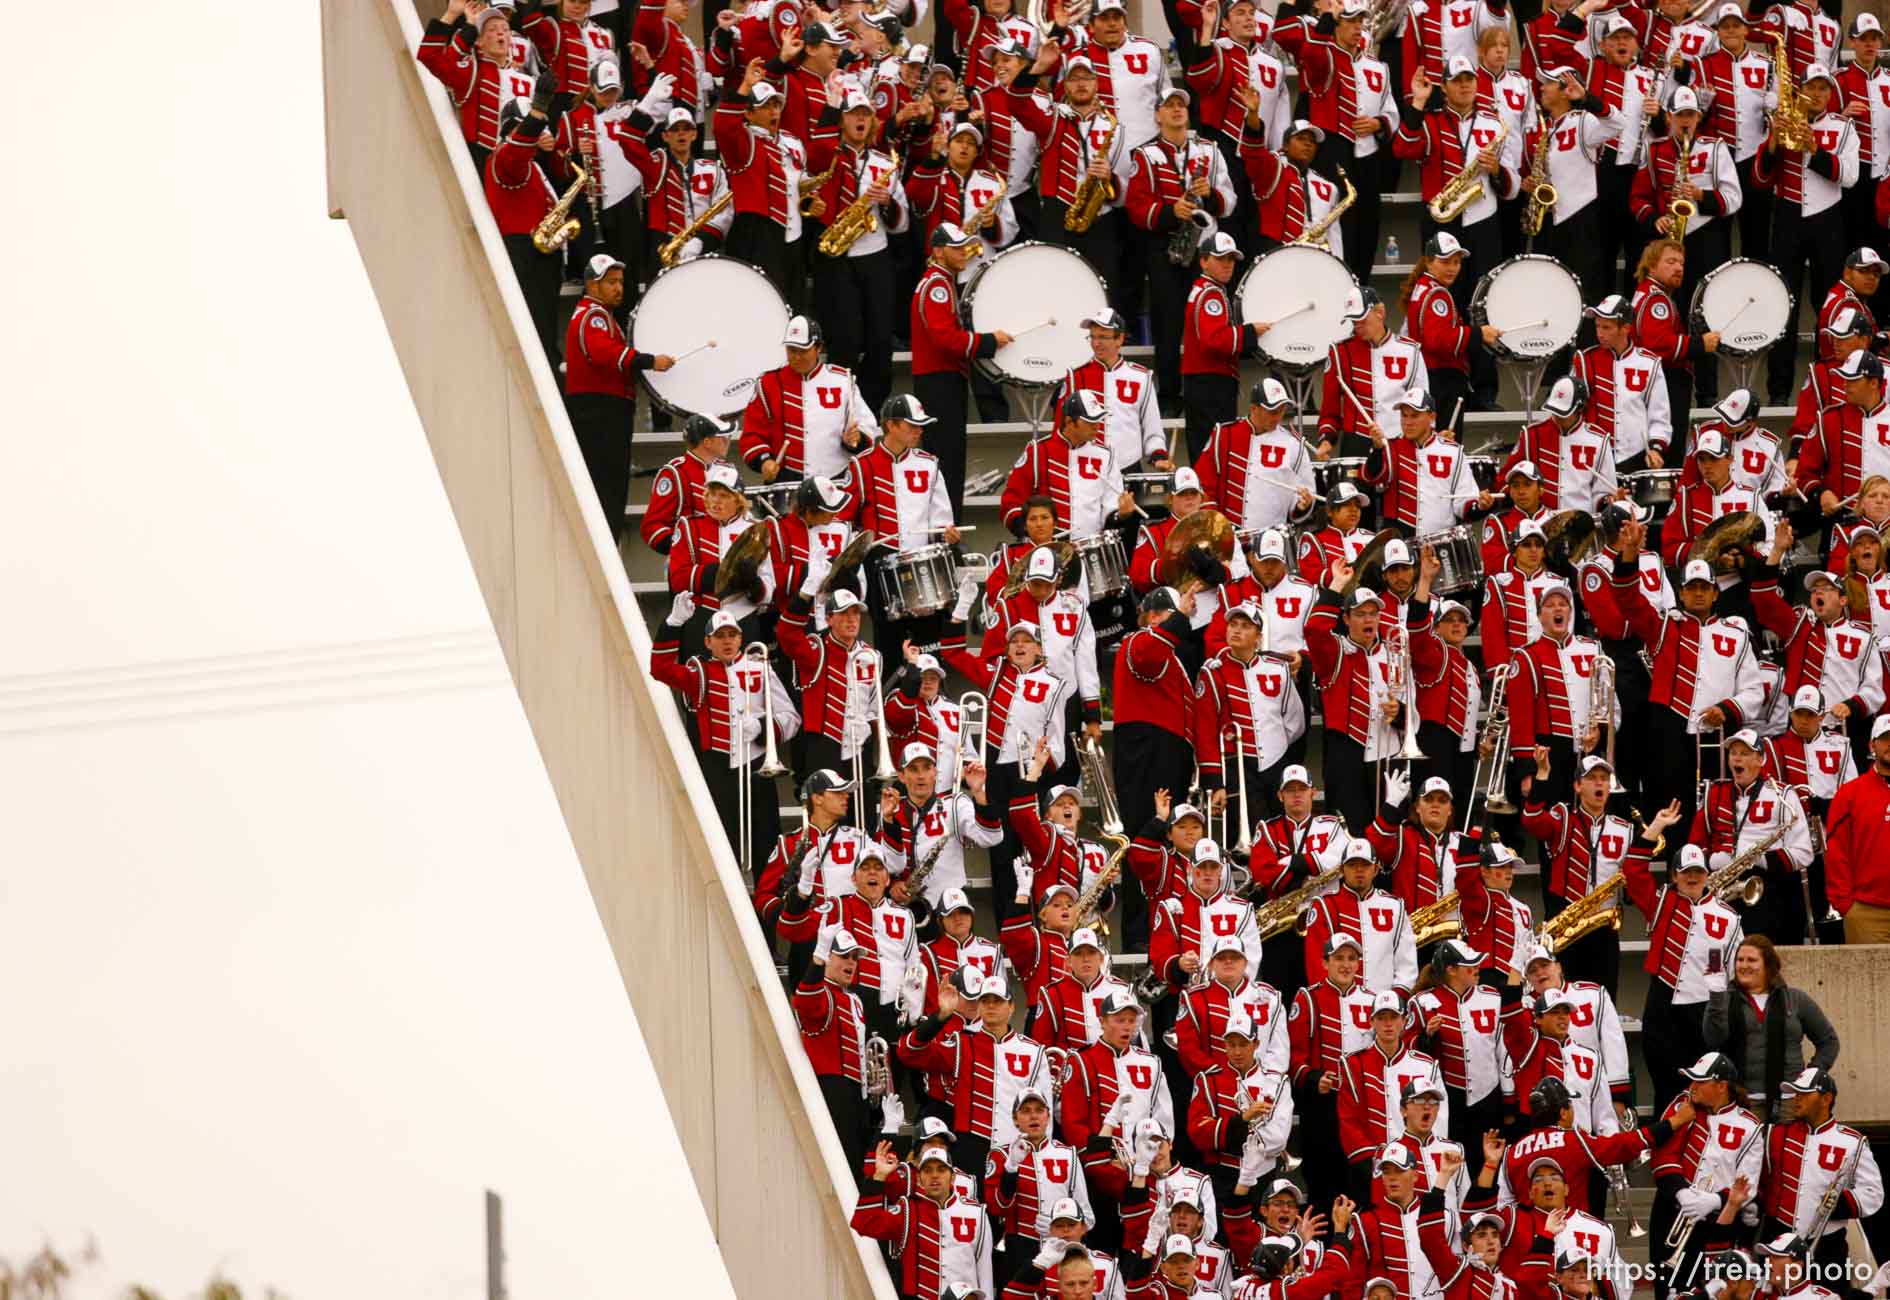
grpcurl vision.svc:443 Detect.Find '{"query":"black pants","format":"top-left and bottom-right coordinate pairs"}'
top-left (1313, 135), bottom-right (1361, 280)
top-left (1769, 201), bottom-right (1848, 400)
top-left (566, 392), bottom-right (634, 538)
top-left (1345, 167), bottom-right (1384, 285)
top-left (1296, 1081), bottom-right (1344, 1213)
top-left (821, 1072), bottom-right (874, 1191)
top-left (1644, 707), bottom-right (1701, 856)
top-left (1146, 248), bottom-right (1197, 417)
top-left (1322, 730), bottom-right (1375, 847)
top-left (912, 370), bottom-right (971, 516)
top-left (600, 196), bottom-right (646, 313)
top-left (1544, 889), bottom-right (1622, 996)
top-left (811, 245), bottom-right (897, 415)
top-left (1679, 220), bottom-right (1732, 405)
top-left (1114, 721), bottom-right (1196, 949)
top-left (505, 231), bottom-right (566, 365)
top-left (1418, 209), bottom-right (1501, 401)
top-left (1595, 162), bottom-right (1641, 297)
top-left (1428, 368), bottom-right (1472, 430)
top-left (1742, 855), bottom-right (1812, 947)
top-left (1044, 200), bottom-right (1124, 301)
top-left (1735, 155), bottom-right (1773, 261)
top-left (1183, 372), bottom-right (1240, 461)
top-left (1119, 223), bottom-right (1153, 333)
top-left (1641, 981), bottom-right (1707, 1119)
top-left (1539, 203), bottom-right (1609, 311)
top-left (1447, 1084), bottom-right (1506, 1179)
top-left (726, 211), bottom-right (797, 305)
top-left (1415, 721), bottom-right (1475, 812)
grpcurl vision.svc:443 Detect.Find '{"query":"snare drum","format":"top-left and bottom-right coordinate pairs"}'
top-left (1074, 531), bottom-right (1128, 597)
top-left (1315, 457), bottom-right (1368, 496)
top-left (964, 242), bottom-right (1110, 389)
top-left (1235, 245), bottom-right (1359, 370)
top-left (1416, 524), bottom-right (1483, 595)
top-left (874, 544), bottom-right (960, 620)
top-left (1691, 258), bottom-right (1794, 358)
top-left (1470, 255), bottom-right (1584, 363)
top-left (1626, 468), bottom-right (1682, 512)
top-left (630, 255), bottom-right (789, 417)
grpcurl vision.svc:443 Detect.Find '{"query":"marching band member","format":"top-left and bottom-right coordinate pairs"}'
top-left (986, 1086), bottom-right (1095, 1278)
top-left (1501, 375), bottom-right (1619, 512)
top-left (1175, 937), bottom-right (1289, 1081)
top-left (788, 845), bottom-right (919, 1066)
top-left (1688, 8), bottom-right (1775, 253)
top-left (1409, 940), bottom-right (1509, 1160)
top-left (1479, 519), bottom-right (1564, 668)
top-left (1799, 351), bottom-right (1890, 511)
top-left (549, 59), bottom-right (634, 271)
top-left (1244, 765), bottom-right (1348, 992)
top-left (912, 888), bottom-right (1003, 1119)
top-left (1212, 530), bottom-right (1316, 683)
top-left (1370, 772), bottom-right (1476, 918)
top-left (1817, 247), bottom-right (1886, 361)
top-left (1035, 926), bottom-right (1140, 1052)
top-left (762, 473), bottom-right (856, 622)
top-left (1339, 990), bottom-right (1451, 1195)
top-left (1186, 1006), bottom-right (1295, 1193)
top-left (1348, 46), bottom-right (1400, 281)
top-left (1272, 0), bottom-right (1378, 260)
top-left (1760, 1068), bottom-right (1885, 1275)
top-left (900, 966), bottom-right (1051, 1176)
top-left (878, 741), bottom-right (1005, 909)
top-left (1287, 931), bottom-right (1380, 1209)
top-left (1571, 294), bottom-right (1673, 475)
top-left (1035, 57), bottom-right (1135, 281)
top-left (740, 314), bottom-right (881, 485)
top-left (1414, 599), bottom-right (1483, 803)
top-left (1169, 0), bottom-right (1269, 238)
top-left (1527, 68), bottom-right (1625, 308)
top-left (1479, 462), bottom-right (1551, 574)
top-left (630, 0), bottom-right (706, 122)
top-left (1522, 943), bottom-right (1635, 1120)
top-left (1686, 727), bottom-right (1817, 944)
top-left (796, 925), bottom-right (876, 1182)
top-left (1319, 287), bottom-right (1430, 458)
top-left (987, 496), bottom-right (1067, 613)
top-left (1750, 557), bottom-right (1884, 756)
top-left (1398, 234), bottom-right (1492, 423)
top-left (420, 1), bottom-right (543, 166)
top-left (1411, 1156), bottom-right (1546, 1300)
top-left (1763, 0), bottom-right (1842, 90)
top-left (1001, 392), bottom-right (1138, 540)
top-left (1053, 308), bottom-right (1171, 475)
top-left (1130, 791), bottom-right (1210, 921)
top-left (1763, 687), bottom-right (1857, 936)
top-left (1679, 390), bottom-right (1785, 495)
top-left (1350, 1142), bottom-right (1451, 1300)
top-left (1586, 15), bottom-right (1659, 298)
top-left (653, 594), bottom-right (801, 871)
top-left (1296, 483), bottom-right (1378, 586)
top-left (752, 768), bottom-right (871, 946)
top-left (667, 463), bottom-right (773, 628)
top-left (1302, 836), bottom-right (1421, 1000)
top-left (1170, 224), bottom-right (1248, 459)
top-left (854, 1137), bottom-right (998, 1294)
top-left (1515, 0), bottom-right (1591, 86)
top-left (1503, 581), bottom-right (1611, 806)
top-left (1062, 989), bottom-right (1175, 1226)
top-left (1480, 30), bottom-right (1540, 259)
top-left (563, 253), bottom-right (673, 538)
top-left (804, 88), bottom-right (910, 411)
top-left (1832, 484), bottom-right (1890, 580)
top-left (1454, 839), bottom-right (1535, 984)
top-left (1632, 240), bottom-right (1722, 426)
top-left (486, 83), bottom-right (578, 361)
top-left (1499, 984), bottom-right (1619, 1141)
top-left (1404, 0), bottom-right (1511, 85)
top-left (713, 64), bottom-right (799, 296)
top-left (1647, 1051), bottom-right (1763, 1295)
top-left (842, 390), bottom-right (957, 553)
top-left (1364, 386), bottom-right (1493, 534)
top-left (1007, 753), bottom-right (1104, 911)
top-left (1755, 63), bottom-right (1857, 405)
top-left (1660, 429), bottom-right (1777, 568)
top-left (1521, 755), bottom-right (1635, 991)
top-left (1055, 0), bottom-right (1171, 152)
top-left (1193, 379), bottom-right (1317, 540)
top-left (908, 222), bottom-right (1014, 511)
top-left (778, 551), bottom-right (885, 783)
top-left (519, 0), bottom-right (615, 109)
top-left (939, 0), bottom-right (1034, 96)
top-left (982, 546), bottom-right (1104, 769)
top-left (622, 105), bottom-right (732, 276)
top-left (1239, 111), bottom-right (1335, 255)
top-left (1196, 599), bottom-right (1306, 827)
top-left (1505, 1073), bottom-right (1685, 1218)
top-left (910, 119), bottom-right (1019, 254)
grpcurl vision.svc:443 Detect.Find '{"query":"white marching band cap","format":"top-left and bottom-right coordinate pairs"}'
top-left (1670, 86), bottom-right (1700, 114)
top-left (1223, 1005), bottom-right (1258, 1038)
top-left (784, 314), bottom-right (823, 347)
top-left (1507, 459), bottom-right (1542, 480)
top-left (1676, 843), bottom-right (1709, 871)
top-left (1849, 245), bottom-right (1889, 271)
top-left (593, 58), bottom-right (623, 92)
top-left (664, 106), bottom-right (697, 129)
top-left (1525, 940), bottom-right (1557, 967)
top-left (1326, 931), bottom-right (1364, 956)
top-left (1371, 988), bottom-right (1404, 1017)
top-left (1682, 558), bottom-right (1715, 586)
top-left (1342, 837), bottom-right (1376, 863)
top-left (1873, 714), bottom-right (1890, 741)
top-left (707, 610), bottom-right (743, 634)
top-left (1164, 1234), bottom-right (1198, 1259)
top-left (1727, 727), bottom-right (1762, 750)
top-left (1026, 545), bottom-right (1062, 581)
top-left (1715, 388), bottom-right (1758, 425)
top-left (1419, 776), bottom-right (1454, 799)
top-left (941, 886), bottom-right (975, 914)
top-left (1544, 375), bottom-right (1584, 416)
top-left (1437, 598), bottom-right (1471, 621)
top-left (749, 80), bottom-right (783, 105)
top-left (1853, 12), bottom-right (1884, 36)
top-left (1258, 528), bottom-right (1289, 559)
top-left (1394, 387), bottom-right (1435, 413)
top-left (1579, 754), bottom-right (1614, 776)
top-left (1050, 1197), bottom-right (1088, 1223)
top-left (828, 928), bottom-right (863, 956)
top-left (1713, 1), bottom-right (1747, 22)
top-left (1252, 376), bottom-right (1291, 409)
top-left (830, 589), bottom-right (865, 612)
top-left (1227, 599), bottom-right (1263, 623)
top-left (1382, 538), bottom-right (1415, 567)
top-left (1792, 684), bottom-right (1825, 712)
top-left (1201, 230), bottom-right (1243, 259)
top-left (901, 741), bottom-right (936, 766)
top-left (704, 463), bottom-right (743, 491)
top-left (1839, 348), bottom-right (1887, 380)
top-left (1069, 926), bottom-right (1104, 951)
top-left (1194, 836), bottom-right (1226, 864)
top-left (1696, 427), bottom-right (1731, 457)
top-left (1445, 55), bottom-right (1477, 79)
top-left (1064, 389), bottom-right (1107, 424)
top-left (1600, 12), bottom-right (1636, 36)
top-left (585, 252), bottom-right (625, 280)
top-left (1099, 986), bottom-right (1142, 1016)
top-left (1047, 783), bottom-right (1083, 806)
top-left (1172, 800), bottom-right (1207, 824)
top-left (1513, 519), bottom-right (1548, 545)
top-left (1208, 933), bottom-right (1247, 959)
top-left (1280, 764), bottom-right (1312, 787)
top-left (1803, 61), bottom-right (1838, 88)
top-left (1172, 466), bottom-right (1204, 494)
top-left (912, 651), bottom-right (945, 675)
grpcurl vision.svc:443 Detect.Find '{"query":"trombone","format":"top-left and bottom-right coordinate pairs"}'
top-left (1589, 652), bottom-right (1624, 794)
top-left (737, 643), bottom-right (790, 875)
top-left (1377, 614), bottom-right (1425, 813)
top-left (1466, 664), bottom-right (1515, 830)
top-left (852, 648), bottom-right (898, 811)
top-left (1230, 724), bottom-right (1256, 858)
top-left (1695, 722), bottom-right (1725, 806)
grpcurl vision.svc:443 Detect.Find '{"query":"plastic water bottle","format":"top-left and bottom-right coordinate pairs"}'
top-left (1385, 236), bottom-right (1401, 263)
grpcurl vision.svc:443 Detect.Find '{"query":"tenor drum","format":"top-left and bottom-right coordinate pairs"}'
top-left (1074, 531), bottom-right (1128, 597)
top-left (1626, 468), bottom-right (1682, 511)
top-left (874, 543), bottom-right (959, 620)
top-left (1235, 244), bottom-right (1358, 370)
top-left (963, 242), bottom-right (1110, 388)
top-left (630, 255), bottom-right (789, 417)
top-left (1691, 258), bottom-right (1794, 358)
top-left (1416, 524), bottom-right (1483, 595)
top-left (1470, 255), bottom-right (1584, 362)
top-left (1315, 456), bottom-right (1368, 495)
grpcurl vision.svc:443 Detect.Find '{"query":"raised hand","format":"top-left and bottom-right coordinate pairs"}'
top-left (873, 1139), bottom-right (900, 1179)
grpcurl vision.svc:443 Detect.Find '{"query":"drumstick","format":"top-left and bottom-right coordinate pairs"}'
top-left (1495, 318), bottom-right (1550, 333)
top-left (1011, 317), bottom-right (1059, 337)
top-left (1331, 366), bottom-right (1378, 432)
top-left (674, 338), bottom-right (719, 362)
top-left (1717, 296), bottom-right (1759, 332)
top-left (1446, 398), bottom-right (1464, 437)
top-left (1268, 301), bottom-right (1317, 326)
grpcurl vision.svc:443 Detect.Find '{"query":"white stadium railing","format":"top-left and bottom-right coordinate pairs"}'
top-left (319, 2), bottom-right (898, 1295)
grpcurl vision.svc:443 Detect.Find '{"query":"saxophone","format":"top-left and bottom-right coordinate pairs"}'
top-left (659, 187), bottom-right (733, 268)
top-left (1252, 866), bottom-right (1342, 940)
top-left (962, 176), bottom-right (1010, 259)
top-left (1065, 113), bottom-right (1120, 233)
top-left (1521, 122), bottom-right (1557, 239)
top-left (1769, 32), bottom-right (1813, 152)
top-left (1166, 132), bottom-right (1218, 264)
top-left (818, 147), bottom-right (902, 257)
top-left (1702, 798), bottom-right (1797, 906)
top-left (1668, 130), bottom-right (1696, 241)
top-left (1294, 166), bottom-right (1356, 252)
top-left (1408, 891), bottom-right (1462, 947)
top-left (1428, 121), bottom-right (1507, 223)
top-left (532, 161), bottom-right (589, 253)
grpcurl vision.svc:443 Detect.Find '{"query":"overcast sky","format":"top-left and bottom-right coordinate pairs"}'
top-left (0, 5), bottom-right (734, 1297)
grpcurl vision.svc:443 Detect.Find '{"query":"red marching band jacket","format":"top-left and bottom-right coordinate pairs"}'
top-left (712, 97), bottom-right (793, 226)
top-left (483, 118), bottom-right (570, 236)
top-left (911, 263), bottom-right (998, 378)
top-left (416, 20), bottom-right (538, 151)
top-left (563, 293), bottom-right (646, 398)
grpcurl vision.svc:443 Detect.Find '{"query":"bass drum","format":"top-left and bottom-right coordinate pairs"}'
top-left (1470, 254), bottom-right (1584, 362)
top-left (630, 255), bottom-right (789, 417)
top-left (964, 241), bottom-right (1110, 389)
top-left (1691, 258), bottom-right (1794, 358)
top-left (1236, 244), bottom-right (1358, 370)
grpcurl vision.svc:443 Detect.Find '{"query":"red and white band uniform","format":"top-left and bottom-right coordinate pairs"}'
top-left (985, 1132), bottom-right (1095, 1242)
top-left (881, 791), bottom-right (1006, 905)
top-left (1505, 628), bottom-right (1614, 755)
top-left (483, 116), bottom-right (572, 235)
top-left (998, 428), bottom-right (1131, 539)
top-left (1754, 111), bottom-right (1859, 218)
top-left (1688, 775), bottom-right (1816, 876)
top-left (1141, 1165), bottom-right (1221, 1248)
top-left (1287, 975), bottom-right (1382, 1089)
top-left (518, 6), bottom-right (613, 95)
top-left (1149, 889), bottom-right (1266, 990)
top-left (1523, 106), bottom-right (1626, 227)
top-left (1393, 103), bottom-right (1522, 229)
top-left (582, 101), bottom-right (651, 214)
top-left (1403, 0), bottom-right (1510, 82)
top-left (1404, 270), bottom-right (1474, 380)
top-left (982, 589), bottom-right (1104, 716)
top-left (885, 685), bottom-right (968, 788)
top-left (1007, 797), bottom-right (1106, 911)
top-left (416, 19), bottom-right (539, 152)
top-left (1062, 1038), bottom-right (1177, 1191)
top-left (1818, 282), bottom-right (1880, 362)
top-left (1650, 1093), bottom-right (1766, 1230)
top-left (1481, 64), bottom-right (1539, 142)
top-left (1677, 422), bottom-right (1785, 494)
top-left (1480, 503), bottom-right (1554, 575)
top-left (753, 820), bottom-right (879, 934)
top-left (1414, 630), bottom-right (1484, 765)
top-left (621, 135), bottom-right (732, 248)
top-left (1367, 802), bottom-right (1476, 913)
top-left (1365, 428), bottom-right (1484, 534)
top-left (1762, 728), bottom-right (1859, 803)
top-left (1055, 25), bottom-right (1172, 149)
top-left (1225, 569), bottom-right (1319, 659)
top-left (1301, 888), bottom-right (1420, 997)
top-left (1348, 1183), bottom-right (1444, 1300)
top-left (1503, 1011), bottom-right (1620, 1141)
top-left (1455, 855), bottom-right (1536, 980)
top-left (1586, 57), bottom-right (1658, 174)
top-left (1840, 59), bottom-right (1890, 192)
top-left (1319, 332), bottom-right (1430, 447)
top-left (1630, 132), bottom-right (1744, 238)
top-left (563, 291), bottom-right (646, 402)
top-left (1568, 339), bottom-right (1672, 465)
top-left (1246, 811), bottom-right (1350, 900)
top-left (668, 511), bottom-right (774, 621)
top-left (1193, 416), bottom-right (1320, 535)
top-left (815, 892), bottom-right (919, 1009)
top-left (842, 438), bottom-right (956, 550)
top-left (1033, 963), bottom-right (1142, 1051)
top-left (909, 161), bottom-right (1016, 257)
top-left (1764, 1), bottom-right (1841, 81)
top-left (811, 139), bottom-right (913, 259)
top-left (1691, 40), bottom-right (1778, 161)
top-left (899, 1012), bottom-right (1052, 1148)
top-left (711, 95), bottom-right (795, 229)
top-left (1196, 648), bottom-right (1308, 774)
top-left (1297, 522), bottom-right (1379, 584)
top-left (1408, 980), bottom-right (1507, 1107)
top-left (794, 963), bottom-right (869, 1089)
top-left (776, 608), bottom-right (886, 759)
top-left (850, 1177), bottom-right (996, 1300)
top-left (1339, 1040), bottom-right (1452, 1161)
top-left (740, 359), bottom-right (882, 481)
top-left (1188, 1058), bottom-right (1296, 1180)
top-left (1127, 129), bottom-right (1240, 242)
top-left (1659, 479), bottom-right (1778, 568)
top-left (1518, 1), bottom-right (1590, 85)
top-left (1613, 571), bottom-right (1766, 733)
top-left (649, 635), bottom-right (801, 770)
top-left (1620, 845), bottom-right (1746, 1002)
top-left (1799, 391), bottom-right (1890, 501)
top-left (938, 640), bottom-right (1073, 775)
top-left (1304, 603), bottom-right (1433, 760)
top-left (1524, 801), bottom-right (1639, 937)
top-left (1749, 579), bottom-right (1887, 715)
top-left (1761, 1115), bottom-right (1887, 1241)
top-left (1175, 977), bottom-right (1291, 1079)
top-left (763, 512), bottom-right (857, 621)
top-left (918, 931), bottom-right (1005, 1018)
top-left (1274, 12), bottom-right (1371, 145)
top-left (1500, 415), bottom-right (1620, 512)
top-left (1052, 355), bottom-right (1167, 472)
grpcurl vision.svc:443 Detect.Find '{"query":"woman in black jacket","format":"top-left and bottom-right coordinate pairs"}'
top-left (1702, 935), bottom-right (1841, 1121)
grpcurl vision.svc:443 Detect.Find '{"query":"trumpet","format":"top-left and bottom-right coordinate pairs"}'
top-left (960, 691), bottom-right (990, 790)
top-left (1466, 664), bottom-right (1515, 829)
top-left (866, 1034), bottom-right (892, 1099)
top-left (735, 643), bottom-right (790, 876)
top-left (1045, 1046), bottom-right (1070, 1109)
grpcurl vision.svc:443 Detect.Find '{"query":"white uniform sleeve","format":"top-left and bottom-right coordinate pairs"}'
top-left (1141, 372), bottom-right (1169, 462)
top-left (929, 458), bottom-right (956, 534)
top-left (768, 665), bottom-right (804, 741)
top-left (849, 376), bottom-right (882, 443)
top-left (707, 163), bottom-right (735, 237)
top-left (1854, 1141), bottom-right (1887, 1219)
top-left (1837, 122), bottom-right (1862, 189)
top-left (883, 168), bottom-right (913, 236)
top-left (961, 792), bottom-right (1007, 848)
top-left (1594, 989), bottom-right (1630, 1092)
top-left (1646, 358), bottom-right (1673, 450)
top-left (1713, 142), bottom-right (1743, 217)
top-left (1077, 609), bottom-right (1101, 703)
top-left (1392, 910), bottom-right (1419, 992)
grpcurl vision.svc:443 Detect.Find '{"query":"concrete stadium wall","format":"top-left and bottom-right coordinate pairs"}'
top-left (1777, 945), bottom-right (1890, 1123)
top-left (319, 3), bottom-right (896, 1295)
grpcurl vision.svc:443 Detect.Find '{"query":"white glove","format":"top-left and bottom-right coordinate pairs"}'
top-left (678, 236), bottom-right (704, 263)
top-left (1013, 858), bottom-right (1036, 900)
top-left (1709, 851), bottom-right (1733, 874)
top-left (1103, 1092), bottom-right (1131, 1134)
top-left (1147, 1193), bottom-right (1172, 1245)
top-left (797, 842), bottom-right (822, 896)
top-left (1865, 1261), bottom-right (1890, 1298)
top-left (1382, 767), bottom-right (1411, 807)
top-left (1238, 1121), bottom-right (1271, 1187)
top-left (898, 958), bottom-right (927, 1024)
top-left (800, 551), bottom-right (833, 598)
top-left (1675, 1186), bottom-right (1721, 1219)
top-left (814, 922), bottom-right (841, 963)
top-left (666, 590), bottom-right (697, 625)
top-left (638, 72), bottom-right (677, 117)
top-left (1132, 1118), bottom-right (1162, 1176)
top-left (1033, 1238), bottom-right (1073, 1271)
top-left (880, 1093), bottom-right (908, 1132)
top-left (1009, 1137), bottom-right (1033, 1168)
top-left (951, 572), bottom-right (979, 622)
